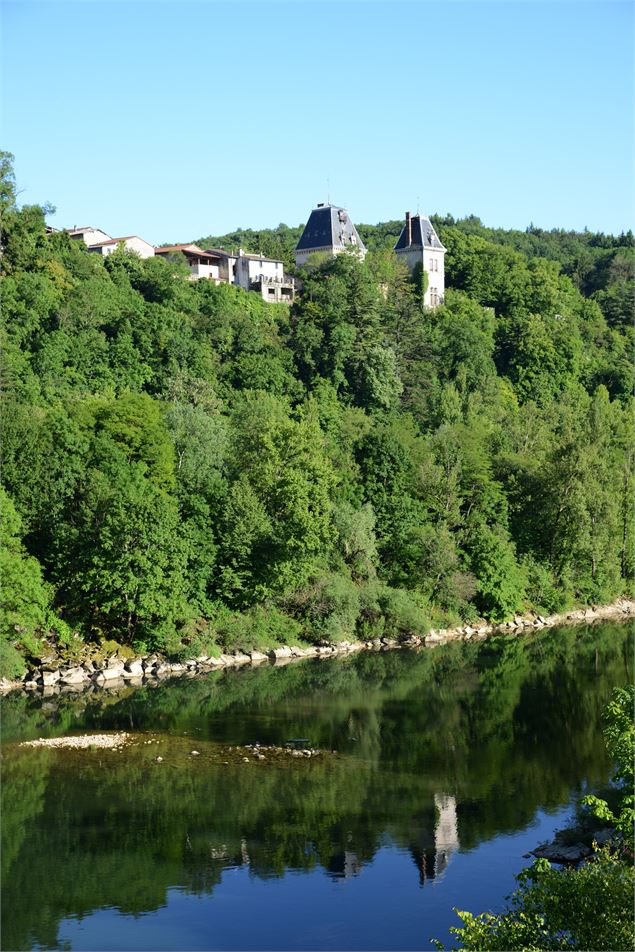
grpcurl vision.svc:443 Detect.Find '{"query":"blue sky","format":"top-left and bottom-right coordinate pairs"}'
top-left (2, 1), bottom-right (633, 243)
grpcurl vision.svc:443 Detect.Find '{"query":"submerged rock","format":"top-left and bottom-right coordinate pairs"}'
top-left (532, 841), bottom-right (592, 863)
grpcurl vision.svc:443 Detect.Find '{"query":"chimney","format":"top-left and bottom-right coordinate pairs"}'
top-left (405, 212), bottom-right (412, 247)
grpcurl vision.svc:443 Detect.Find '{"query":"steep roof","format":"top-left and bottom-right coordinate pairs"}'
top-left (394, 214), bottom-right (446, 252)
top-left (295, 204), bottom-right (366, 253)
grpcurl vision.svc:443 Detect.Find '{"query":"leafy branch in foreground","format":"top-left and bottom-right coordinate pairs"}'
top-left (438, 849), bottom-right (633, 951)
top-left (435, 685), bottom-right (635, 950)
top-left (582, 684), bottom-right (634, 847)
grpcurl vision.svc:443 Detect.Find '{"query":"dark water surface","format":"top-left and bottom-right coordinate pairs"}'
top-left (2, 621), bottom-right (633, 951)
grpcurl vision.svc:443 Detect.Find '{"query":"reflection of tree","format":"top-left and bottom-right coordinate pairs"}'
top-left (1, 621), bottom-right (632, 950)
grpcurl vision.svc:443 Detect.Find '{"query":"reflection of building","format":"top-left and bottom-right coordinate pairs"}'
top-left (327, 849), bottom-right (362, 880)
top-left (433, 793), bottom-right (459, 878)
top-left (410, 793), bottom-right (459, 885)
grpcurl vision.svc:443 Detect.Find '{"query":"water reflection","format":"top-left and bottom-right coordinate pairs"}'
top-left (2, 621), bottom-right (632, 951)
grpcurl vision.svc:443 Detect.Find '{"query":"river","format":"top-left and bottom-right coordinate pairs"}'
top-left (2, 620), bottom-right (633, 951)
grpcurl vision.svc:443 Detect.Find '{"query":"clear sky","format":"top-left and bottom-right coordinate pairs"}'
top-left (2, 0), bottom-right (633, 243)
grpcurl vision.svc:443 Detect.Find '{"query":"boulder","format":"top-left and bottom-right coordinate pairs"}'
top-left (154, 662), bottom-right (173, 676)
top-left (268, 646), bottom-right (293, 661)
top-left (249, 651), bottom-right (268, 663)
top-left (532, 842), bottom-right (591, 864)
top-left (124, 659), bottom-right (144, 677)
top-left (42, 670), bottom-right (61, 687)
top-left (59, 667), bottom-right (87, 685)
top-left (99, 663), bottom-right (125, 680)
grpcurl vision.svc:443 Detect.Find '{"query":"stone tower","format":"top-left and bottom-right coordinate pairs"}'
top-left (394, 212), bottom-right (446, 307)
top-left (295, 202), bottom-right (366, 267)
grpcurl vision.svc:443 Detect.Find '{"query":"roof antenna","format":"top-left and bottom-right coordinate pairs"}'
top-left (416, 195), bottom-right (420, 215)
top-left (327, 176), bottom-right (330, 205)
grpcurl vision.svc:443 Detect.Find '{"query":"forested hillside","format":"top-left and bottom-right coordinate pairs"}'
top-left (200, 215), bottom-right (634, 335)
top-left (1, 153), bottom-right (633, 677)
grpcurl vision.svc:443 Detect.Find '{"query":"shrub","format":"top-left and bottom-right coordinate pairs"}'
top-left (441, 849), bottom-right (634, 951)
top-left (0, 636), bottom-right (27, 680)
top-left (378, 585), bottom-right (429, 640)
top-left (283, 572), bottom-right (361, 643)
top-left (212, 604), bottom-right (302, 654)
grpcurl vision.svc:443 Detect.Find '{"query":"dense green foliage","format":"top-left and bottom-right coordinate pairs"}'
top-left (444, 849), bottom-right (634, 951)
top-left (1, 153), bottom-right (633, 670)
top-left (582, 685), bottom-right (634, 845)
top-left (443, 683), bottom-right (635, 950)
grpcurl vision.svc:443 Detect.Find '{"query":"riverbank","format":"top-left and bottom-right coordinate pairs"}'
top-left (1, 597), bottom-right (633, 699)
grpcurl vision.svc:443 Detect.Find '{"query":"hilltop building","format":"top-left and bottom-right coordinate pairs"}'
top-left (89, 236), bottom-right (155, 259)
top-left (394, 212), bottom-right (446, 307)
top-left (66, 226), bottom-right (112, 246)
top-left (295, 203), bottom-right (366, 267)
top-left (154, 244), bottom-right (223, 281)
top-left (206, 248), bottom-right (295, 303)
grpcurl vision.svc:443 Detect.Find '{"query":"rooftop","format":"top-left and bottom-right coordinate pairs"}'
top-left (394, 213), bottom-right (446, 252)
top-left (156, 244), bottom-right (221, 261)
top-left (88, 235), bottom-right (148, 248)
top-left (296, 203), bottom-right (366, 254)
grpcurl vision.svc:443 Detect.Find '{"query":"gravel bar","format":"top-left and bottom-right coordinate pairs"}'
top-left (20, 732), bottom-right (130, 749)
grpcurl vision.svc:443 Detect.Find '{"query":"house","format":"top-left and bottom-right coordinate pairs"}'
top-left (394, 212), bottom-right (446, 307)
top-left (154, 244), bottom-right (222, 281)
top-left (294, 203), bottom-right (366, 267)
top-left (206, 248), bottom-right (295, 303)
top-left (65, 226), bottom-right (112, 246)
top-left (88, 236), bottom-right (155, 259)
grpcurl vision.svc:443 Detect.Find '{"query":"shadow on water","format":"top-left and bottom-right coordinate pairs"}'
top-left (2, 621), bottom-right (633, 951)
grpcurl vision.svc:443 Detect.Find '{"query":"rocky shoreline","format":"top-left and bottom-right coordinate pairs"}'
top-left (1, 598), bottom-right (633, 700)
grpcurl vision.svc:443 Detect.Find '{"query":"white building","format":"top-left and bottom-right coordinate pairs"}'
top-left (394, 212), bottom-right (446, 307)
top-left (294, 203), bottom-right (366, 267)
top-left (154, 244), bottom-right (222, 281)
top-left (88, 235), bottom-right (155, 259)
top-left (205, 248), bottom-right (295, 303)
top-left (66, 226), bottom-right (112, 246)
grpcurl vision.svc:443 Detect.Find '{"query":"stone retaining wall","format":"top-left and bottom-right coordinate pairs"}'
top-left (1, 599), bottom-right (633, 699)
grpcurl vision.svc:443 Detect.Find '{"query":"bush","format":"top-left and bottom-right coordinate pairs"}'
top-left (284, 572), bottom-right (361, 643)
top-left (378, 585), bottom-right (429, 639)
top-left (0, 636), bottom-right (27, 680)
top-left (358, 581), bottom-right (429, 640)
top-left (212, 604), bottom-right (303, 654)
top-left (522, 554), bottom-right (570, 614)
top-left (442, 849), bottom-right (634, 951)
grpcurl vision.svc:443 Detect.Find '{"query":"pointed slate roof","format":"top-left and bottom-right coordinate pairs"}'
top-left (394, 214), bottom-right (446, 252)
top-left (295, 203), bottom-right (366, 254)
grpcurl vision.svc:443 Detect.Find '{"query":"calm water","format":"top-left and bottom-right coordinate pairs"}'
top-left (2, 621), bottom-right (633, 951)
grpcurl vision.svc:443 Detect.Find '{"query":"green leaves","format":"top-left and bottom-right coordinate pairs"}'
top-left (582, 685), bottom-right (634, 843)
